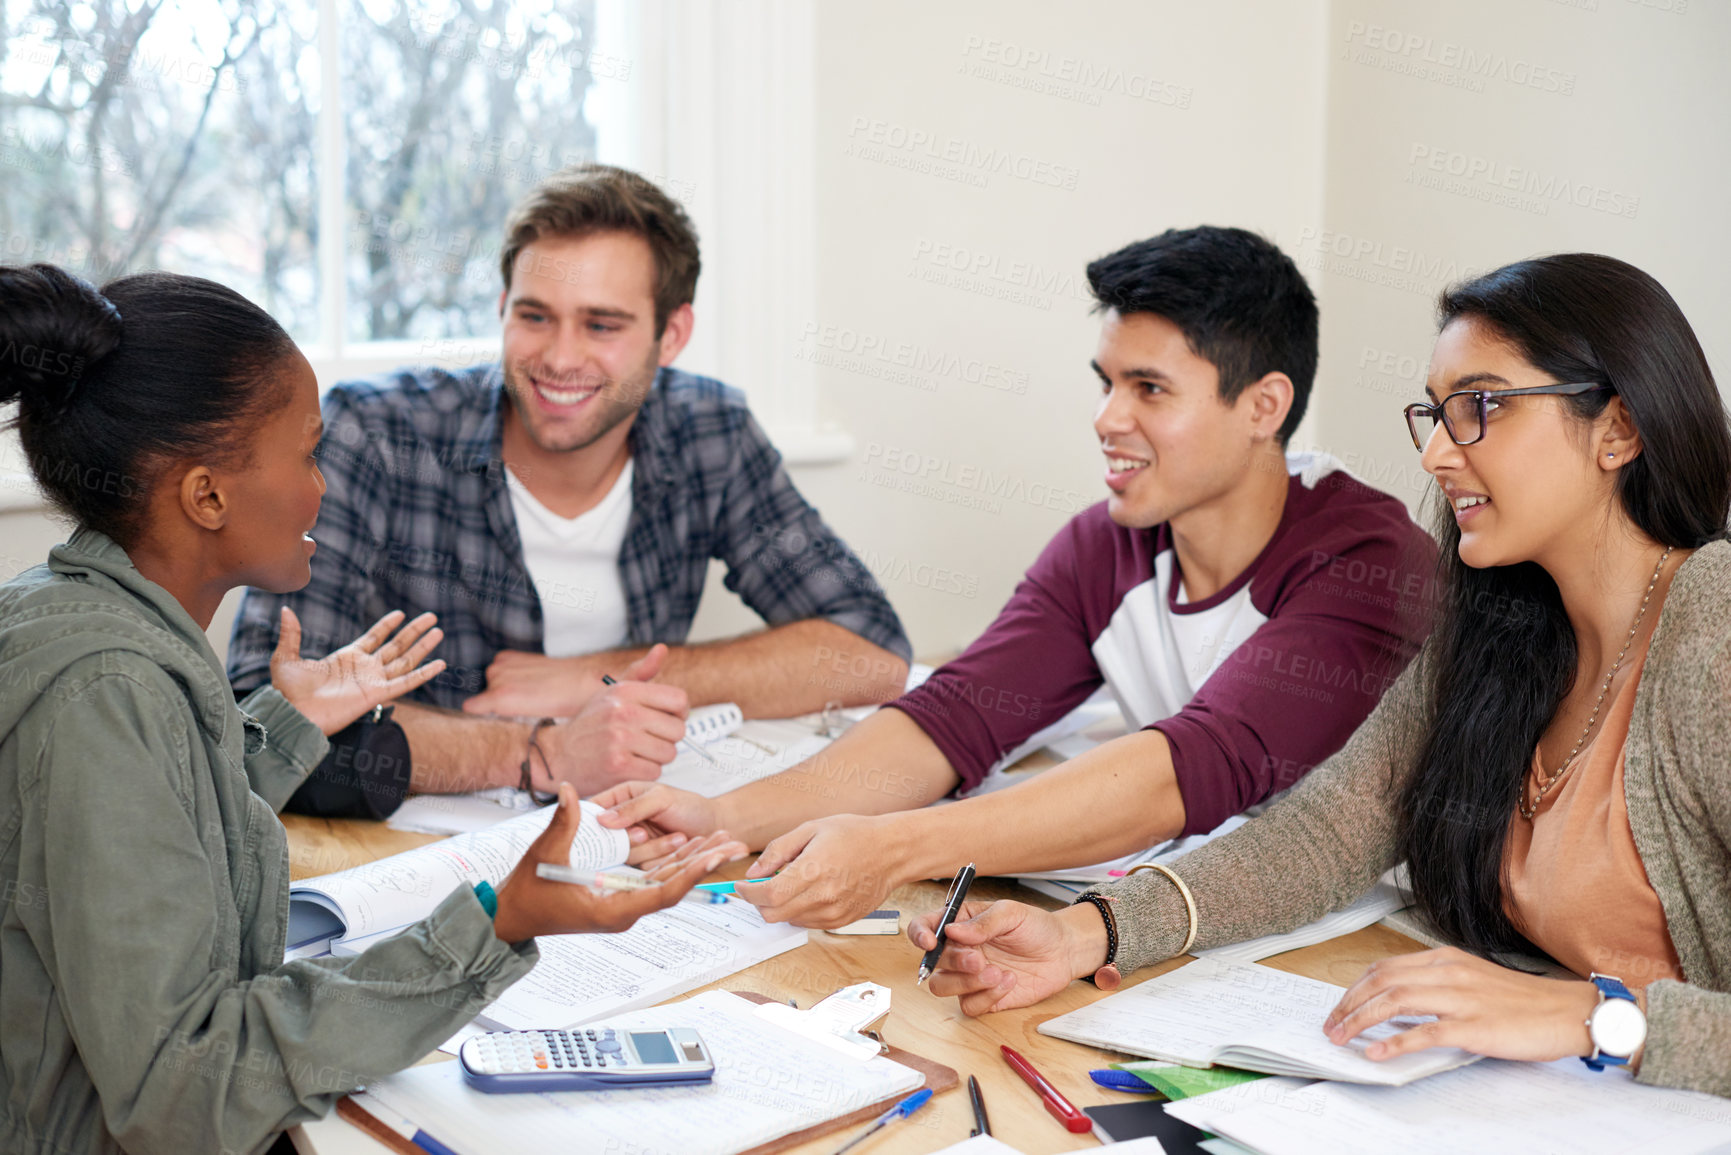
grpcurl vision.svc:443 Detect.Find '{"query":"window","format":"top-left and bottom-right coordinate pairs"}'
top-left (1, 0), bottom-right (841, 470)
top-left (1, 0), bottom-right (603, 351)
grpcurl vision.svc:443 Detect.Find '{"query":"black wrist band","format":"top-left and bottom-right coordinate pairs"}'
top-left (520, 717), bottom-right (557, 805)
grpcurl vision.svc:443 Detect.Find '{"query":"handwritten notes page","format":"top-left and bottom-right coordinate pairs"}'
top-left (1038, 956), bottom-right (1479, 1086)
top-left (479, 897), bottom-right (807, 1030)
top-left (353, 990), bottom-right (924, 1155)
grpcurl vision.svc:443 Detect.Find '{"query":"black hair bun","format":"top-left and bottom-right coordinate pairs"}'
top-left (0, 263), bottom-right (123, 413)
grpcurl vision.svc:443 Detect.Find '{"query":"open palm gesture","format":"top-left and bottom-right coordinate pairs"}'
top-left (270, 606), bottom-right (446, 735)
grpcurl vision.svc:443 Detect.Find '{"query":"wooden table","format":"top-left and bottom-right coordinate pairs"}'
top-left (284, 814), bottom-right (1425, 1155)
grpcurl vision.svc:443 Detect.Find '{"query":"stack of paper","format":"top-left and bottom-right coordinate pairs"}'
top-left (1166, 1058), bottom-right (1731, 1154)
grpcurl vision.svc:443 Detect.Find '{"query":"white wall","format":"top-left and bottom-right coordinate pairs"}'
top-left (690, 0), bottom-right (1329, 656)
top-left (1294, 0), bottom-right (1731, 528)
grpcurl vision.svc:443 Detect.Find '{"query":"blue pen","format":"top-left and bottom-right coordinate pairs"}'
top-left (830, 1088), bottom-right (933, 1154)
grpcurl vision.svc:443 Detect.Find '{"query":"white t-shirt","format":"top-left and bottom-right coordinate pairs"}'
top-left (506, 460), bottom-right (634, 658)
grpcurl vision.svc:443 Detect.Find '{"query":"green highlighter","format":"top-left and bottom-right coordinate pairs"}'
top-left (1113, 1060), bottom-right (1269, 1100)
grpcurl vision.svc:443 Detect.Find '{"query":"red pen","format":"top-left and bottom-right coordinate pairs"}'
top-left (1000, 1044), bottom-right (1092, 1134)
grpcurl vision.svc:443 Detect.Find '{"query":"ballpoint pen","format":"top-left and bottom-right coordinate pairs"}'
top-left (829, 1088), bottom-right (932, 1154)
top-left (916, 863), bottom-right (977, 985)
top-left (968, 1073), bottom-right (991, 1137)
top-left (1001, 1045), bottom-right (1091, 1133)
top-left (600, 673), bottom-right (721, 766)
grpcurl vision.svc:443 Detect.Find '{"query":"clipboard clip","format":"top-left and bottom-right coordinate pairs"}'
top-left (754, 982), bottom-right (891, 1060)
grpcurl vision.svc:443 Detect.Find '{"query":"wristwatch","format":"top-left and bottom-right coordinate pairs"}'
top-left (1583, 973), bottom-right (1646, 1071)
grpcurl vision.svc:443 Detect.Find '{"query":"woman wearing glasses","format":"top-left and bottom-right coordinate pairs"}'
top-left (911, 253), bottom-right (1731, 1098)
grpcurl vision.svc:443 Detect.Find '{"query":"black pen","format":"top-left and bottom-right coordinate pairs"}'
top-left (916, 862), bottom-right (977, 984)
top-left (599, 673), bottom-right (721, 767)
top-left (968, 1073), bottom-right (991, 1137)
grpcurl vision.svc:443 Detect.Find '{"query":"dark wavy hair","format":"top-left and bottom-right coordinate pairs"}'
top-left (0, 264), bottom-right (294, 548)
top-left (1396, 254), bottom-right (1731, 956)
top-left (1086, 226), bottom-right (1318, 444)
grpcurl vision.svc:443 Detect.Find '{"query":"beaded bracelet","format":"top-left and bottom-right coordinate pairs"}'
top-left (1075, 893), bottom-right (1119, 967)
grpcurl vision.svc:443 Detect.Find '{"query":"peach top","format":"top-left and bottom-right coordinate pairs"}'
top-left (1504, 652), bottom-right (1683, 988)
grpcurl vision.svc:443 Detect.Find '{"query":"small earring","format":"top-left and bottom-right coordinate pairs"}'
top-left (1607, 452), bottom-right (1616, 459)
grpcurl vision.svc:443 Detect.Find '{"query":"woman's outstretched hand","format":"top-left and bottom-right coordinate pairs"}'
top-left (491, 784), bottom-right (748, 943)
top-left (270, 606), bottom-right (446, 735)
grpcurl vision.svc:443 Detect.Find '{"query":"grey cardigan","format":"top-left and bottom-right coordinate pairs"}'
top-left (1089, 539), bottom-right (1731, 1099)
top-left (0, 529), bottom-right (537, 1155)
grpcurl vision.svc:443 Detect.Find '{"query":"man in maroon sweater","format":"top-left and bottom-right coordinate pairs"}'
top-left (598, 226), bottom-right (1437, 927)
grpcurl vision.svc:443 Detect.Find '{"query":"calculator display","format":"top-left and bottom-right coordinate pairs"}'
top-left (629, 1031), bottom-right (677, 1064)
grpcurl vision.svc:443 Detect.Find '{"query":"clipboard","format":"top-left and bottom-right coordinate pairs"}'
top-left (334, 991), bottom-right (958, 1155)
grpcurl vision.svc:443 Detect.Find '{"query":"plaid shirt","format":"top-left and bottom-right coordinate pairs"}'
top-left (227, 364), bottom-right (910, 709)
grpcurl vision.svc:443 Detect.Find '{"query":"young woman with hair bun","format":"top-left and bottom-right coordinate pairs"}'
top-left (0, 264), bottom-right (743, 1155)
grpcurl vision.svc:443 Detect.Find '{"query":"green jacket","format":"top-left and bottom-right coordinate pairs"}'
top-left (0, 529), bottom-right (536, 1154)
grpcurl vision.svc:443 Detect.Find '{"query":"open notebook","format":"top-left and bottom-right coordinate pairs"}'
top-left (287, 804), bottom-right (806, 1030)
top-left (1038, 956), bottom-right (1480, 1086)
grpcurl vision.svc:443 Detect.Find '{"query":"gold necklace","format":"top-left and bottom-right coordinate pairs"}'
top-left (1520, 545), bottom-right (1673, 821)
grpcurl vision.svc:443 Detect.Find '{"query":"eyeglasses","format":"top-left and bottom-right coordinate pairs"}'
top-left (1403, 382), bottom-right (1612, 451)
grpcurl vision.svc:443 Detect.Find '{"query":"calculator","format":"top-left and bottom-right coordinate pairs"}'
top-left (458, 1026), bottom-right (715, 1093)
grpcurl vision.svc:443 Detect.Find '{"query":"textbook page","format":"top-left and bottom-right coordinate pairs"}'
top-left (354, 990), bottom-right (922, 1155)
top-left (290, 801), bottom-right (626, 947)
top-left (1038, 956), bottom-right (1478, 1086)
top-left (1165, 1057), bottom-right (1731, 1155)
top-left (478, 897), bottom-right (807, 1029)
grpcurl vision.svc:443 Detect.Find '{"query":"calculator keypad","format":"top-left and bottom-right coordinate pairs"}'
top-left (467, 1030), bottom-right (634, 1076)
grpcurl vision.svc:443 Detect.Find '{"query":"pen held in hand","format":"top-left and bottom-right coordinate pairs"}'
top-left (916, 862), bottom-right (977, 985)
top-left (599, 673), bottom-right (722, 767)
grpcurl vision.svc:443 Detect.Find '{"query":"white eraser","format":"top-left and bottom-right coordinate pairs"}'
top-left (831, 909), bottom-right (900, 935)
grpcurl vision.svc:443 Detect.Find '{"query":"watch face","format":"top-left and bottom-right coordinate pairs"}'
top-left (1591, 997), bottom-right (1648, 1057)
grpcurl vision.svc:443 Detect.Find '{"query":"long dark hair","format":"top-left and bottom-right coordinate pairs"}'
top-left (1397, 254), bottom-right (1731, 956)
top-left (0, 264), bottom-right (294, 548)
